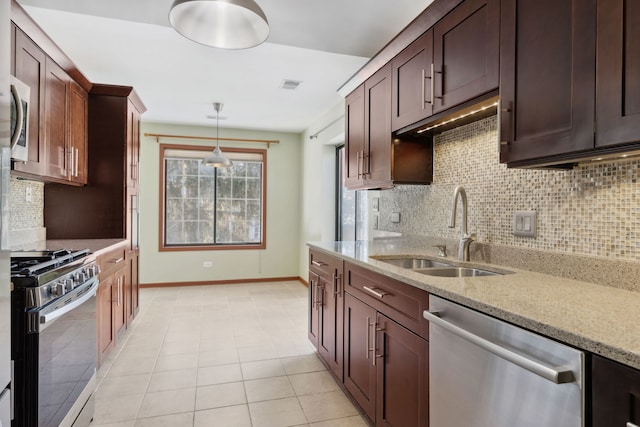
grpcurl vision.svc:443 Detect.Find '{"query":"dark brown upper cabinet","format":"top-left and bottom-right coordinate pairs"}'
top-left (391, 0), bottom-right (499, 133)
top-left (391, 31), bottom-right (434, 131)
top-left (13, 27), bottom-right (46, 177)
top-left (595, 0), bottom-right (640, 149)
top-left (499, 0), bottom-right (597, 166)
top-left (345, 65), bottom-right (433, 190)
top-left (432, 0), bottom-right (499, 114)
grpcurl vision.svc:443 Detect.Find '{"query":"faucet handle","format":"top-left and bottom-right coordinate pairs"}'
top-left (433, 245), bottom-right (447, 257)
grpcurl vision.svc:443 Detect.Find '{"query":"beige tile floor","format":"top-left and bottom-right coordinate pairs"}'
top-left (90, 281), bottom-right (369, 427)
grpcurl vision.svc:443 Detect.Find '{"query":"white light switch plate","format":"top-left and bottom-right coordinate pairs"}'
top-left (391, 212), bottom-right (401, 223)
top-left (513, 211), bottom-right (536, 237)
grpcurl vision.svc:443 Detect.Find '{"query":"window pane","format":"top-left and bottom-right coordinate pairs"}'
top-left (232, 178), bottom-right (246, 199)
top-left (247, 179), bottom-right (261, 199)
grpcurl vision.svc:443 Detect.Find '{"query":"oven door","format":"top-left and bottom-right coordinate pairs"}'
top-left (32, 278), bottom-right (98, 427)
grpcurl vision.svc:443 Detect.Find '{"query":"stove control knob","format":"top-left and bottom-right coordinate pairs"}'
top-left (76, 271), bottom-right (88, 283)
top-left (64, 278), bottom-right (75, 291)
top-left (51, 282), bottom-right (66, 297)
top-left (87, 265), bottom-right (99, 277)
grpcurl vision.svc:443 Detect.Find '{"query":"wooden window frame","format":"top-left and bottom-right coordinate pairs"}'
top-left (159, 143), bottom-right (267, 251)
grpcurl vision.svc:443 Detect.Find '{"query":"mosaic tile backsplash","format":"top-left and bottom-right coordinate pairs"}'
top-left (379, 115), bottom-right (640, 261)
top-left (10, 177), bottom-right (44, 231)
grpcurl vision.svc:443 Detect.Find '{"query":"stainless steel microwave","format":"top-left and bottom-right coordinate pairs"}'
top-left (10, 75), bottom-right (30, 162)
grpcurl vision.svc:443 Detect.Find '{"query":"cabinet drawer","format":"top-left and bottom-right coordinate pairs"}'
top-left (98, 245), bottom-right (127, 278)
top-left (309, 249), bottom-right (343, 281)
top-left (345, 262), bottom-right (429, 340)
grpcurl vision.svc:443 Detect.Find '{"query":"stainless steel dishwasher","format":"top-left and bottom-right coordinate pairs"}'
top-left (424, 295), bottom-right (584, 427)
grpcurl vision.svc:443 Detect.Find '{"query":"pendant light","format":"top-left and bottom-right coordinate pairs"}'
top-left (169, 0), bottom-right (269, 50)
top-left (203, 102), bottom-right (233, 168)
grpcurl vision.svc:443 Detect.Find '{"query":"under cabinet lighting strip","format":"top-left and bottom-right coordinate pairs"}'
top-left (144, 133), bottom-right (280, 148)
top-left (417, 101), bottom-right (500, 134)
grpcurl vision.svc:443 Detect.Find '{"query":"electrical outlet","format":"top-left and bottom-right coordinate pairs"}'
top-left (25, 186), bottom-right (32, 203)
top-left (372, 197), bottom-right (379, 212)
top-left (391, 212), bottom-right (401, 223)
top-left (513, 211), bottom-right (537, 237)
top-left (203, 261), bottom-right (213, 268)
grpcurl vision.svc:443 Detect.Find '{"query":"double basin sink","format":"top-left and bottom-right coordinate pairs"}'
top-left (375, 257), bottom-right (507, 277)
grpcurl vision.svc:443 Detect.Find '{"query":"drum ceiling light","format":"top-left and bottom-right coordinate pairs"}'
top-left (169, 0), bottom-right (269, 49)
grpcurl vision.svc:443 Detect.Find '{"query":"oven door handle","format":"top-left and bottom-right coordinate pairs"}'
top-left (40, 279), bottom-right (99, 327)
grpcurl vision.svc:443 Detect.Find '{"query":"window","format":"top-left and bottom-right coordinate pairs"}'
top-left (160, 144), bottom-right (266, 250)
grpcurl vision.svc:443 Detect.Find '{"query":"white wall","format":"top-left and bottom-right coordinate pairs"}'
top-left (139, 122), bottom-right (302, 285)
top-left (298, 102), bottom-right (345, 281)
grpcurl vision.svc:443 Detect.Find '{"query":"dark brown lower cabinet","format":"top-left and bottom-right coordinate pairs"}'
top-left (344, 292), bottom-right (429, 426)
top-left (344, 292), bottom-right (377, 419)
top-left (376, 313), bottom-right (429, 427)
top-left (592, 354), bottom-right (640, 427)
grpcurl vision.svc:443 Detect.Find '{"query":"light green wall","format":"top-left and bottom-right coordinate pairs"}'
top-left (298, 102), bottom-right (345, 281)
top-left (138, 122), bottom-right (302, 285)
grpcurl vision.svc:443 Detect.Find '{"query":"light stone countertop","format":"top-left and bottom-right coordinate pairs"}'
top-left (13, 239), bottom-right (128, 257)
top-left (308, 238), bottom-right (640, 370)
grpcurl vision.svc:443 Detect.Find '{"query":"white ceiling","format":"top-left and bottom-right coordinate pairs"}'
top-left (17, 0), bottom-right (434, 133)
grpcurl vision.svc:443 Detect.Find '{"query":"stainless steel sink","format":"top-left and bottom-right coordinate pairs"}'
top-left (415, 267), bottom-right (502, 277)
top-left (378, 258), bottom-right (452, 269)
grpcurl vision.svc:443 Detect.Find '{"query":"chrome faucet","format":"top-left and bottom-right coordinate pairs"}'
top-left (448, 185), bottom-right (475, 261)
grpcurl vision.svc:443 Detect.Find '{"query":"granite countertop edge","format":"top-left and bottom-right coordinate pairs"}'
top-left (307, 240), bottom-right (640, 370)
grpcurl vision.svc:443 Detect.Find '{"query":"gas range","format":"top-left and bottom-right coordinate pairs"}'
top-left (10, 248), bottom-right (99, 426)
top-left (10, 249), bottom-right (98, 309)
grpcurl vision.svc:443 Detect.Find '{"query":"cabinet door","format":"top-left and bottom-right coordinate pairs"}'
top-left (44, 57), bottom-right (70, 180)
top-left (499, 0), bottom-right (596, 164)
top-left (376, 314), bottom-right (429, 427)
top-left (13, 28), bottom-right (46, 176)
top-left (344, 293), bottom-right (377, 421)
top-left (433, 0), bottom-right (499, 114)
top-left (308, 272), bottom-right (321, 349)
top-left (592, 355), bottom-right (640, 427)
top-left (344, 85), bottom-right (365, 188)
top-left (97, 277), bottom-right (115, 366)
top-left (596, 0), bottom-right (640, 148)
top-left (391, 31), bottom-right (433, 131)
top-left (68, 81), bottom-right (88, 184)
top-left (364, 64), bottom-right (392, 186)
top-left (317, 270), bottom-right (343, 381)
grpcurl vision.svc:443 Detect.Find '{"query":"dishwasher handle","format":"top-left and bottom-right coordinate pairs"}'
top-left (424, 310), bottom-right (575, 384)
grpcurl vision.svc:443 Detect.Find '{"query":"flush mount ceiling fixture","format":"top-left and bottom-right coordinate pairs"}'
top-left (169, 0), bottom-right (269, 49)
top-left (203, 102), bottom-right (233, 168)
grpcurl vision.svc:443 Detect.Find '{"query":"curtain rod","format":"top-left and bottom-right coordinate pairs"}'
top-left (144, 132), bottom-right (280, 148)
top-left (309, 116), bottom-right (344, 140)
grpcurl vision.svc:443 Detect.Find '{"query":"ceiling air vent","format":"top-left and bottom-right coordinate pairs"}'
top-left (280, 79), bottom-right (302, 90)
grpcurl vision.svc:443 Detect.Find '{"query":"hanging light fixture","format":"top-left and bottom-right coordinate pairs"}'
top-left (169, 0), bottom-right (269, 49)
top-left (203, 102), bottom-right (233, 168)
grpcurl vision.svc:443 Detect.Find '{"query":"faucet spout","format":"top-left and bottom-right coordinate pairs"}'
top-left (448, 185), bottom-right (474, 261)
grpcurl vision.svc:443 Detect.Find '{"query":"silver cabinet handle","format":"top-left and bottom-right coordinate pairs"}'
top-left (627, 423), bottom-right (639, 427)
top-left (311, 260), bottom-right (327, 267)
top-left (111, 257), bottom-right (125, 264)
top-left (363, 286), bottom-right (388, 299)
top-left (366, 316), bottom-right (375, 360)
top-left (429, 63), bottom-right (435, 105)
top-left (10, 83), bottom-right (24, 149)
top-left (421, 68), bottom-right (426, 107)
top-left (74, 148), bottom-right (79, 177)
top-left (423, 310), bottom-right (575, 384)
top-left (333, 273), bottom-right (341, 298)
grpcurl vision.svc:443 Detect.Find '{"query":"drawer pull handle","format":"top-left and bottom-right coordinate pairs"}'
top-left (311, 260), bottom-right (327, 267)
top-left (627, 423), bottom-right (639, 427)
top-left (111, 257), bottom-right (125, 264)
top-left (333, 273), bottom-right (341, 298)
top-left (363, 286), bottom-right (388, 299)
